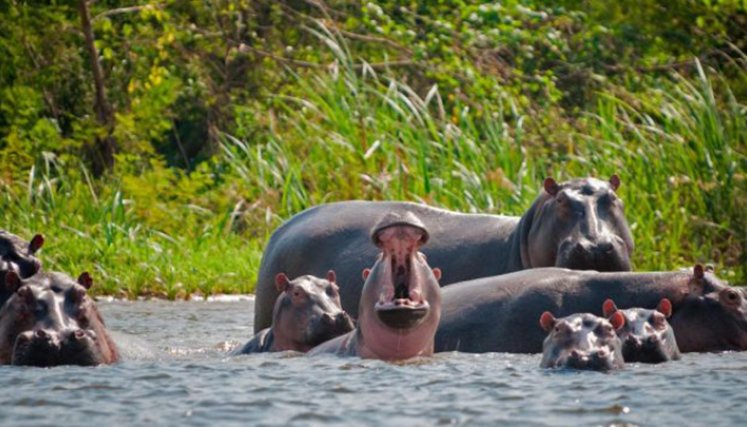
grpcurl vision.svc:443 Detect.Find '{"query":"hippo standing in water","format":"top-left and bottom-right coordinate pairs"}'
top-left (539, 311), bottom-right (626, 371)
top-left (233, 272), bottom-right (354, 354)
top-left (254, 176), bottom-right (633, 331)
top-left (602, 298), bottom-right (681, 363)
top-left (1, 231), bottom-right (44, 307)
top-left (308, 212), bottom-right (442, 360)
top-left (0, 271), bottom-right (119, 366)
top-left (436, 265), bottom-right (747, 354)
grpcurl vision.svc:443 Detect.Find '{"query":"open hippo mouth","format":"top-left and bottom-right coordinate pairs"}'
top-left (372, 219), bottom-right (430, 331)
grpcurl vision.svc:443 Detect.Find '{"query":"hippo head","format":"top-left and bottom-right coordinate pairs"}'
top-left (670, 265), bottom-right (747, 352)
top-left (539, 311), bottom-right (626, 371)
top-left (357, 211), bottom-right (442, 360)
top-left (603, 298), bottom-right (681, 363)
top-left (0, 271), bottom-right (118, 366)
top-left (521, 176), bottom-right (633, 272)
top-left (271, 271), bottom-right (354, 352)
top-left (0, 231), bottom-right (44, 279)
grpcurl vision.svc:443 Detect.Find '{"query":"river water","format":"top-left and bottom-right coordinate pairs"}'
top-left (0, 297), bottom-right (745, 426)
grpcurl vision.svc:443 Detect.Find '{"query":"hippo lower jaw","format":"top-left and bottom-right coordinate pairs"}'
top-left (375, 302), bottom-right (430, 330)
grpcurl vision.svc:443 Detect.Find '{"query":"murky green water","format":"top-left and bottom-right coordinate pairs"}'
top-left (1, 298), bottom-right (745, 426)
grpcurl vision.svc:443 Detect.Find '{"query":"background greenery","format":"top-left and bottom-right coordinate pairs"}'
top-left (1, 0), bottom-right (745, 297)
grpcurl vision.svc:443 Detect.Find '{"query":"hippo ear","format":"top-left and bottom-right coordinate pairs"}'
top-left (326, 270), bottom-right (336, 283)
top-left (608, 311), bottom-right (626, 330)
top-left (543, 177), bottom-right (560, 197)
top-left (693, 264), bottom-right (704, 279)
top-left (539, 311), bottom-right (556, 332)
top-left (28, 234), bottom-right (44, 254)
top-left (77, 272), bottom-right (93, 290)
top-left (602, 299), bottom-right (618, 317)
top-left (3, 271), bottom-right (22, 293)
top-left (657, 298), bottom-right (673, 318)
top-left (274, 273), bottom-right (290, 292)
top-left (362, 268), bottom-right (371, 280)
top-left (431, 267), bottom-right (442, 281)
top-left (609, 175), bottom-right (621, 192)
top-left (704, 264), bottom-right (715, 273)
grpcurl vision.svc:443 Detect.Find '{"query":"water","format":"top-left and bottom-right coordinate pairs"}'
top-left (1, 298), bottom-right (745, 426)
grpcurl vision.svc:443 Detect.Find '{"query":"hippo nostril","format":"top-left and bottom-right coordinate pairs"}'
top-left (646, 335), bottom-right (660, 345)
top-left (73, 329), bottom-right (87, 340)
top-left (35, 329), bottom-right (47, 339)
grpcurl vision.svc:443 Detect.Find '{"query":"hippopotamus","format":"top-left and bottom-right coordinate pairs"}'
top-left (308, 212), bottom-right (442, 360)
top-left (435, 265), bottom-right (747, 354)
top-left (254, 176), bottom-right (633, 331)
top-left (233, 271), bottom-right (354, 354)
top-left (602, 298), bottom-right (681, 363)
top-left (0, 231), bottom-right (44, 307)
top-left (539, 311), bottom-right (626, 370)
top-left (0, 271), bottom-right (119, 366)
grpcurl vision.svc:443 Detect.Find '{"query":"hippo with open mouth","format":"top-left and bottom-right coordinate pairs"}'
top-left (233, 271), bottom-right (354, 354)
top-left (308, 212), bottom-right (442, 360)
top-left (539, 311), bottom-right (626, 371)
top-left (254, 176), bottom-right (633, 332)
top-left (602, 298), bottom-right (681, 363)
top-left (0, 271), bottom-right (119, 366)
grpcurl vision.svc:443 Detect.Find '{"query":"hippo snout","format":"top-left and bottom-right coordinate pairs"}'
top-left (557, 236), bottom-right (630, 272)
top-left (12, 329), bottom-right (64, 367)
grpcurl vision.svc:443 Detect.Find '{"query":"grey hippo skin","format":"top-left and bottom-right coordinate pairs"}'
top-left (0, 271), bottom-right (119, 366)
top-left (308, 212), bottom-right (442, 360)
top-left (232, 272), bottom-right (354, 354)
top-left (602, 298), bottom-right (681, 363)
top-left (0, 231), bottom-right (44, 307)
top-left (435, 265), bottom-right (747, 354)
top-left (539, 311), bottom-right (626, 371)
top-left (254, 176), bottom-right (633, 332)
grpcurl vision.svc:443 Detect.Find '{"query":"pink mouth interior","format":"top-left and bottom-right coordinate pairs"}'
top-left (374, 225), bottom-right (429, 311)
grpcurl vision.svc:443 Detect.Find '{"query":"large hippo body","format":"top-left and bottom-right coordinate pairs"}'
top-left (435, 266), bottom-right (745, 354)
top-left (255, 177), bottom-right (633, 332)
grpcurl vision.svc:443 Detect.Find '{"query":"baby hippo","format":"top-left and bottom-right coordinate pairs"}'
top-left (602, 298), bottom-right (681, 363)
top-left (0, 271), bottom-right (119, 366)
top-left (233, 271), bottom-right (354, 354)
top-left (539, 311), bottom-right (625, 371)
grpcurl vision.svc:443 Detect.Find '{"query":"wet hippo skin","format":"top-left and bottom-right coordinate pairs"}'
top-left (0, 231), bottom-right (44, 308)
top-left (233, 272), bottom-right (354, 354)
top-left (436, 265), bottom-right (747, 354)
top-left (308, 212), bottom-right (442, 360)
top-left (602, 298), bottom-right (681, 363)
top-left (0, 271), bottom-right (119, 366)
top-left (539, 311), bottom-right (626, 371)
top-left (254, 176), bottom-right (633, 332)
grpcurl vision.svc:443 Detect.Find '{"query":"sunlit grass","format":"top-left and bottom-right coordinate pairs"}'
top-left (1, 37), bottom-right (744, 296)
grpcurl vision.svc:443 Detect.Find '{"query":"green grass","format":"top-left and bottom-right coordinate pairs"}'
top-left (1, 42), bottom-right (745, 296)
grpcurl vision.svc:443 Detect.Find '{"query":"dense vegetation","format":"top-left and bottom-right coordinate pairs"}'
top-left (1, 0), bottom-right (745, 297)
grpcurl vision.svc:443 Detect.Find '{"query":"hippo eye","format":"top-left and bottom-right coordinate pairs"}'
top-left (722, 289), bottom-right (741, 305)
top-left (650, 313), bottom-right (667, 330)
top-left (326, 286), bottom-right (339, 298)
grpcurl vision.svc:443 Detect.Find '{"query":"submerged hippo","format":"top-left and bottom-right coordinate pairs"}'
top-left (602, 298), bottom-right (681, 363)
top-left (539, 311), bottom-right (626, 370)
top-left (1, 231), bottom-right (44, 307)
top-left (308, 212), bottom-right (442, 360)
top-left (436, 265), bottom-right (747, 354)
top-left (233, 271), bottom-right (354, 354)
top-left (254, 176), bottom-right (633, 331)
top-left (0, 271), bottom-right (119, 366)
